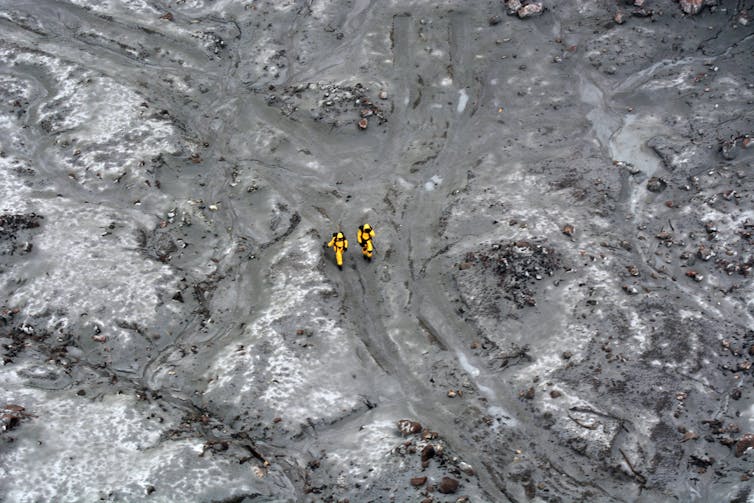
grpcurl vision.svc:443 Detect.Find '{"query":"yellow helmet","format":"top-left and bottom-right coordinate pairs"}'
top-left (363, 224), bottom-right (371, 231)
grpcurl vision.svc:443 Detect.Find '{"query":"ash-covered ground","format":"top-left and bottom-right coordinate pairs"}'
top-left (1, 1), bottom-right (753, 502)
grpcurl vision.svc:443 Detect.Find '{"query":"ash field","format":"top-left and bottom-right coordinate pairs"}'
top-left (1, 1), bottom-right (754, 502)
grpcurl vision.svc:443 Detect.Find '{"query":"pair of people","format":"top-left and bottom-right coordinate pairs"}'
top-left (325, 224), bottom-right (375, 270)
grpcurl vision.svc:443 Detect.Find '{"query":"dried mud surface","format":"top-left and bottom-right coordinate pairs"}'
top-left (1, 1), bottom-right (754, 502)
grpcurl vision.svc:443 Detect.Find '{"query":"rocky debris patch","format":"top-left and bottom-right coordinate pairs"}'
top-left (394, 419), bottom-right (474, 498)
top-left (612, 0), bottom-right (656, 21)
top-left (1, 404), bottom-right (33, 433)
top-left (0, 213), bottom-right (42, 236)
top-left (719, 135), bottom-right (753, 161)
top-left (261, 82), bottom-right (388, 129)
top-left (1, 310), bottom-right (52, 366)
top-left (735, 434), bottom-right (754, 458)
top-left (676, 0), bottom-right (719, 15)
top-left (646, 176), bottom-right (667, 193)
top-left (0, 213), bottom-right (42, 256)
top-left (503, 1), bottom-right (544, 19)
top-left (457, 240), bottom-right (562, 308)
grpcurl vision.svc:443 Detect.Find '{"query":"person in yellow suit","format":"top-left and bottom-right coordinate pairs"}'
top-left (325, 231), bottom-right (348, 270)
top-left (357, 224), bottom-right (375, 261)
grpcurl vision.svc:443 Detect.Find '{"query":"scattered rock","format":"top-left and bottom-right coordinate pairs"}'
top-left (655, 231), bottom-right (672, 242)
top-left (518, 3), bottom-right (544, 18)
top-left (520, 387), bottom-right (535, 399)
top-left (681, 431), bottom-right (699, 442)
top-left (622, 284), bottom-right (639, 295)
top-left (685, 270), bottom-right (703, 282)
top-left (459, 240), bottom-right (561, 308)
top-left (397, 419), bottom-right (422, 435)
top-left (562, 224), bottom-right (574, 237)
top-left (1, 404), bottom-right (32, 432)
top-left (734, 434), bottom-right (754, 457)
top-left (160, 12), bottom-right (174, 21)
top-left (358, 118), bottom-right (368, 130)
top-left (689, 454), bottom-right (714, 472)
top-left (438, 477), bottom-right (459, 494)
top-left (646, 177), bottom-right (667, 193)
top-left (378, 90), bottom-right (388, 100)
top-left (679, 0), bottom-right (703, 15)
top-left (721, 139), bottom-right (740, 160)
top-left (488, 15), bottom-right (502, 26)
top-left (421, 444), bottom-right (436, 462)
top-left (410, 476), bottom-right (427, 487)
top-left (504, 0), bottom-right (523, 15)
top-left (0, 213), bottom-right (43, 237)
top-left (614, 11), bottom-right (626, 24)
top-left (458, 461), bottom-right (475, 475)
top-left (550, 390), bottom-right (562, 399)
top-left (697, 245), bottom-right (715, 262)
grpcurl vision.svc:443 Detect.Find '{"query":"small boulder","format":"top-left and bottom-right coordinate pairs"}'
top-left (504, 0), bottom-right (523, 15)
top-left (518, 3), bottom-right (544, 18)
top-left (438, 477), bottom-right (460, 494)
top-left (410, 476), bottom-right (427, 487)
top-left (679, 0), bottom-right (703, 15)
top-left (397, 419), bottom-right (422, 435)
top-left (734, 434), bottom-right (754, 457)
top-left (646, 177), bottom-right (667, 193)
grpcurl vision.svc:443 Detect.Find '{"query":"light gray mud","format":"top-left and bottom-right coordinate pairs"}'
top-left (1, 1), bottom-right (754, 502)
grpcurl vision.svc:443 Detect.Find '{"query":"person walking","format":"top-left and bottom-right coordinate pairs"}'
top-left (356, 224), bottom-right (375, 261)
top-left (325, 231), bottom-right (348, 270)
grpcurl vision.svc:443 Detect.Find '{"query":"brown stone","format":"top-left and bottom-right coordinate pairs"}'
top-left (438, 477), bottom-right (459, 494)
top-left (410, 476), bottom-right (427, 487)
top-left (421, 444), bottom-right (436, 462)
top-left (681, 431), bottom-right (699, 442)
top-left (685, 270), bottom-right (703, 282)
top-left (735, 434), bottom-right (754, 457)
top-left (562, 224), bottom-right (574, 236)
top-left (549, 390), bottom-right (562, 399)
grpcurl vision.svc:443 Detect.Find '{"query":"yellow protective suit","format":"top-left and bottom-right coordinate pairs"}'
top-left (326, 232), bottom-right (348, 269)
top-left (357, 224), bottom-right (375, 260)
